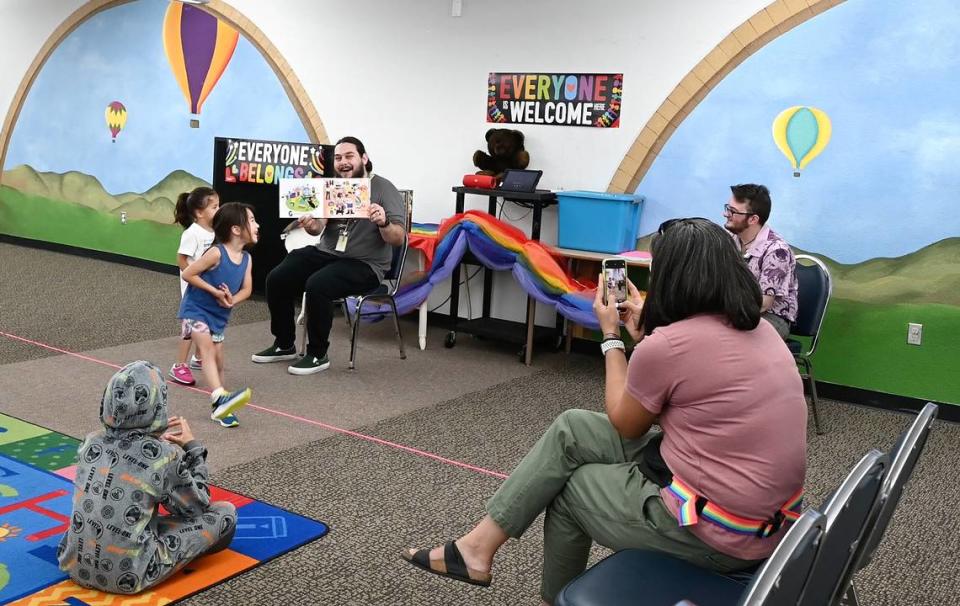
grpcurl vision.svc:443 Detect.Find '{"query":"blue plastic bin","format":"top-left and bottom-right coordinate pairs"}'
top-left (557, 191), bottom-right (644, 253)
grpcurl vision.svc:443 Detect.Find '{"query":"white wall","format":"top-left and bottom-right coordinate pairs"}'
top-left (0, 0), bottom-right (770, 325)
top-left (228, 0), bottom-right (768, 217)
top-left (0, 0), bottom-right (85, 132)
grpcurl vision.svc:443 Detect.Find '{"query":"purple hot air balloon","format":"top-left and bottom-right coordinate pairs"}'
top-left (162, 2), bottom-right (239, 128)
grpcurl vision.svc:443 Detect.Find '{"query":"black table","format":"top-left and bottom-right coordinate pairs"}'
top-left (444, 186), bottom-right (558, 365)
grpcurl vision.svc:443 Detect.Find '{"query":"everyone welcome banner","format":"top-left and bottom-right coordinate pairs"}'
top-left (487, 73), bottom-right (623, 127)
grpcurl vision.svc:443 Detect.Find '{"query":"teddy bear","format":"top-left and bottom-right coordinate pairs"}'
top-left (473, 128), bottom-right (530, 178)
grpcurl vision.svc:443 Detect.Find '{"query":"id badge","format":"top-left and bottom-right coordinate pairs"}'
top-left (335, 231), bottom-right (349, 252)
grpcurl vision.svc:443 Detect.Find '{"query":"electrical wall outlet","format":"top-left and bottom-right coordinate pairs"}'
top-left (907, 323), bottom-right (923, 346)
top-left (451, 0), bottom-right (462, 17)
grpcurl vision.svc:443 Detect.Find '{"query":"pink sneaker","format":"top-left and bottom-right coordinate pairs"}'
top-left (169, 364), bottom-right (196, 386)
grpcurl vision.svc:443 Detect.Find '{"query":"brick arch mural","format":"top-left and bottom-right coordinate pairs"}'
top-left (607, 0), bottom-right (845, 194)
top-left (0, 0), bottom-right (328, 174)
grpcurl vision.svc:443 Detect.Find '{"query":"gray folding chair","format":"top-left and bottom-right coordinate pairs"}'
top-left (787, 254), bottom-right (832, 435)
top-left (835, 402), bottom-right (939, 606)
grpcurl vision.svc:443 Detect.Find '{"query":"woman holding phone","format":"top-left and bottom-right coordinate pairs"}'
top-left (402, 218), bottom-right (807, 605)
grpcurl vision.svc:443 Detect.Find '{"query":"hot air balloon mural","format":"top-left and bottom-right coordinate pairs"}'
top-left (104, 101), bottom-right (127, 142)
top-left (162, 2), bottom-right (239, 128)
top-left (772, 106), bottom-right (832, 177)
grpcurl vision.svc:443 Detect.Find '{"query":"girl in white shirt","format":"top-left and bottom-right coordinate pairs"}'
top-left (169, 187), bottom-right (219, 385)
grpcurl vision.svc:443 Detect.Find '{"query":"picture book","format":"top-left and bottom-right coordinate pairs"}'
top-left (279, 178), bottom-right (371, 218)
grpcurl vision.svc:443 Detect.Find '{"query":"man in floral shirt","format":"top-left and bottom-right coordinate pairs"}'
top-left (723, 184), bottom-right (798, 338)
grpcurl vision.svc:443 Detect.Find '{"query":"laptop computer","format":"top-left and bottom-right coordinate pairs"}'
top-left (498, 169), bottom-right (543, 193)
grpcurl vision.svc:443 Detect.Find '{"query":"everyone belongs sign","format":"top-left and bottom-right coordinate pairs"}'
top-left (223, 137), bottom-right (331, 185)
top-left (487, 73), bottom-right (622, 127)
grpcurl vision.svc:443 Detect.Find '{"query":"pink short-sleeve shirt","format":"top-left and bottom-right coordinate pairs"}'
top-left (625, 314), bottom-right (807, 561)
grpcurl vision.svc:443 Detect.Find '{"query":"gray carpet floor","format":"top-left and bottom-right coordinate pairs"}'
top-left (194, 362), bottom-right (960, 606)
top-left (0, 242), bottom-right (271, 364)
top-left (2, 242), bottom-right (958, 605)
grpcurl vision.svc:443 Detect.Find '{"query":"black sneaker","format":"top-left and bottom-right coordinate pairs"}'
top-left (287, 354), bottom-right (330, 375)
top-left (251, 345), bottom-right (299, 363)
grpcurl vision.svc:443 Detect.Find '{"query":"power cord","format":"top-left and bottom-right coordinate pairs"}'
top-left (428, 267), bottom-right (483, 313)
top-left (498, 197), bottom-right (533, 222)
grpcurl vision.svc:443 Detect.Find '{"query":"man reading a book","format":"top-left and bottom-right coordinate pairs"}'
top-left (252, 136), bottom-right (407, 375)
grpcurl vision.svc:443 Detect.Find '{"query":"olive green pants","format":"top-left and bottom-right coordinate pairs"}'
top-left (486, 409), bottom-right (757, 603)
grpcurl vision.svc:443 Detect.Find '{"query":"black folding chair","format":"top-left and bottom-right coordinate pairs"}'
top-left (737, 509), bottom-right (826, 605)
top-left (834, 403), bottom-right (938, 606)
top-left (553, 510), bottom-right (826, 606)
top-left (797, 449), bottom-right (889, 606)
top-left (343, 233), bottom-right (408, 369)
top-left (787, 254), bottom-right (832, 435)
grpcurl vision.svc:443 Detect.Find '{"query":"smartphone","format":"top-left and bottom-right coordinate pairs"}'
top-left (601, 258), bottom-right (628, 305)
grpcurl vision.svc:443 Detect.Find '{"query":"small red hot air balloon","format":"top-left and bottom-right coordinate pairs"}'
top-left (105, 101), bottom-right (127, 142)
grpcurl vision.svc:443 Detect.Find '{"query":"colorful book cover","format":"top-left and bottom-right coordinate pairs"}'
top-left (279, 178), bottom-right (371, 218)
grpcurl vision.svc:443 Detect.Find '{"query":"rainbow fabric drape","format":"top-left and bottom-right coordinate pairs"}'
top-left (349, 211), bottom-right (604, 329)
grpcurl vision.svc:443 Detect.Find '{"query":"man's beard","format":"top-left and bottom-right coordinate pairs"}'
top-left (725, 220), bottom-right (745, 234)
top-left (337, 164), bottom-right (365, 178)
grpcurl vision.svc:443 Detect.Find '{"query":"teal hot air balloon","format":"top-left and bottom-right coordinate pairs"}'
top-left (772, 106), bottom-right (832, 177)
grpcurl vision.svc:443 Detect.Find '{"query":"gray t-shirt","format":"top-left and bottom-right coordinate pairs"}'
top-left (316, 174), bottom-right (405, 281)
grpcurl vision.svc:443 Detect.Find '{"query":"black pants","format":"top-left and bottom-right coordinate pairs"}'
top-left (265, 246), bottom-right (379, 357)
top-left (762, 312), bottom-right (790, 340)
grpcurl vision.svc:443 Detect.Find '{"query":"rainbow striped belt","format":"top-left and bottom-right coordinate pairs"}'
top-left (667, 477), bottom-right (803, 538)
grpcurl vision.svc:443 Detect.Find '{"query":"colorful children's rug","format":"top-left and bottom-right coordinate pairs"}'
top-left (0, 412), bottom-right (329, 605)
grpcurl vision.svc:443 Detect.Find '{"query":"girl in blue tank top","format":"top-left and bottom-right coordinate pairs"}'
top-left (178, 202), bottom-right (259, 428)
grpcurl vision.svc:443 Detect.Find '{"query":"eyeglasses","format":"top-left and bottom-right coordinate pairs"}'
top-left (723, 204), bottom-right (755, 217)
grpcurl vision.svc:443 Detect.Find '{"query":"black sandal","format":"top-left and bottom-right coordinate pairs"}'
top-left (401, 540), bottom-right (492, 587)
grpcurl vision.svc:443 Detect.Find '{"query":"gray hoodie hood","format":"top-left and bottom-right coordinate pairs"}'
top-left (60, 360), bottom-right (235, 595)
top-left (100, 360), bottom-right (168, 434)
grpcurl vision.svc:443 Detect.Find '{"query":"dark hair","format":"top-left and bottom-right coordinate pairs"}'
top-left (642, 218), bottom-right (761, 335)
top-left (213, 202), bottom-right (255, 246)
top-left (173, 186), bottom-right (217, 228)
top-left (335, 136), bottom-right (373, 172)
top-left (730, 183), bottom-right (771, 225)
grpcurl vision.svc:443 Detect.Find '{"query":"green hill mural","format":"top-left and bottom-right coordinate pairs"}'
top-left (0, 166), bottom-right (210, 265)
top-left (814, 298), bottom-right (959, 404)
top-left (793, 241), bottom-right (960, 403)
top-left (638, 233), bottom-right (960, 307)
top-left (811, 240), bottom-right (960, 306)
top-left (2, 165), bottom-right (209, 223)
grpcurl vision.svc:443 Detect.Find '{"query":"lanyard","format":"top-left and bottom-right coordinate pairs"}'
top-left (337, 218), bottom-right (359, 236)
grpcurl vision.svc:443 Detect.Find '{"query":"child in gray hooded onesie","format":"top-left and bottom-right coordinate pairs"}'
top-left (58, 360), bottom-right (236, 594)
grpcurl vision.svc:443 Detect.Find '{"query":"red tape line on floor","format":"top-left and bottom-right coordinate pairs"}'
top-left (0, 330), bottom-right (509, 480)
